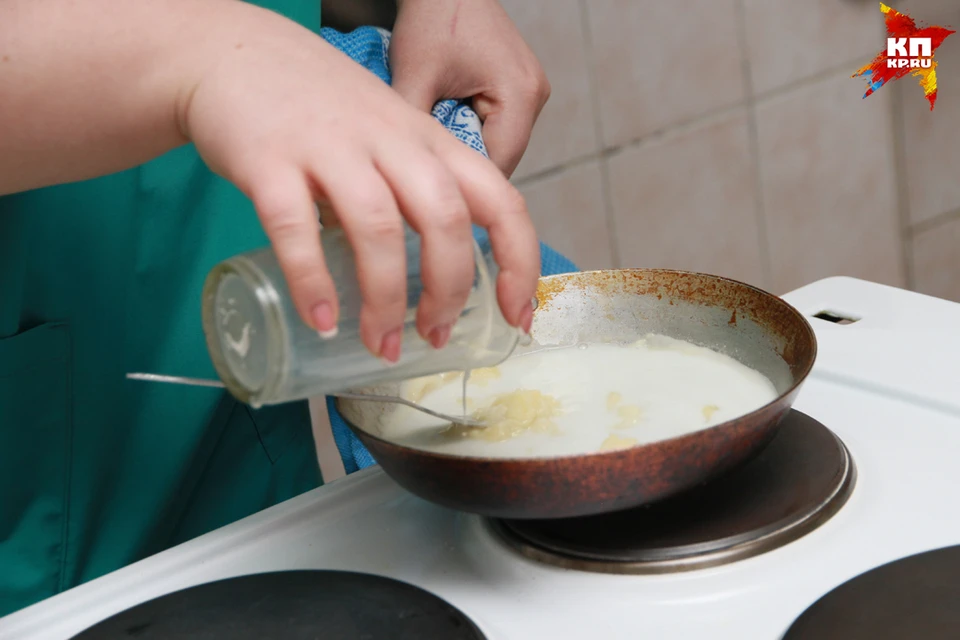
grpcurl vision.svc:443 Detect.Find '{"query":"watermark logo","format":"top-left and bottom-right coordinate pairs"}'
top-left (886, 37), bottom-right (932, 67)
top-left (852, 3), bottom-right (955, 111)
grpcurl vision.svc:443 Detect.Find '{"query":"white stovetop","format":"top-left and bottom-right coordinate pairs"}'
top-left (4, 276), bottom-right (960, 640)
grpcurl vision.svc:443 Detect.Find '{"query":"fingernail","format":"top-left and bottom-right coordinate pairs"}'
top-left (519, 302), bottom-right (534, 335)
top-left (312, 302), bottom-right (338, 339)
top-left (379, 327), bottom-right (403, 363)
top-left (427, 324), bottom-right (452, 350)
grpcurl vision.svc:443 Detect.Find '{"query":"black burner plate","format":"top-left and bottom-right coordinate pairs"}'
top-left (71, 571), bottom-right (486, 640)
top-left (493, 410), bottom-right (855, 572)
top-left (784, 545), bottom-right (960, 639)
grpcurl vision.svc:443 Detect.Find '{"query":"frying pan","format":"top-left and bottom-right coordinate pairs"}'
top-left (337, 269), bottom-right (817, 520)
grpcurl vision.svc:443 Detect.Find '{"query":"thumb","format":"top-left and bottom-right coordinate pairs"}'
top-left (473, 94), bottom-right (534, 178)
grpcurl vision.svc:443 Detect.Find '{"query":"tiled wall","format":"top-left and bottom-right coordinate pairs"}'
top-left (505, 0), bottom-right (960, 299)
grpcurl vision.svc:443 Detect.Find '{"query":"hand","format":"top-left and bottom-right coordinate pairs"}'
top-left (184, 2), bottom-right (539, 360)
top-left (389, 0), bottom-right (551, 177)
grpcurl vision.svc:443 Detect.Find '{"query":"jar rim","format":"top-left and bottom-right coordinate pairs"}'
top-left (201, 254), bottom-right (290, 408)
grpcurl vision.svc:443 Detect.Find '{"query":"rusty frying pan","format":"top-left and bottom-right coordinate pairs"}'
top-left (337, 269), bottom-right (817, 520)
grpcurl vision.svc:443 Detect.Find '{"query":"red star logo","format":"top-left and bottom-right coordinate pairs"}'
top-left (853, 3), bottom-right (955, 110)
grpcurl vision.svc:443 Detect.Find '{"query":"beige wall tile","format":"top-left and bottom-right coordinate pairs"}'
top-left (742, 0), bottom-right (884, 96)
top-left (500, 0), bottom-right (599, 180)
top-left (897, 5), bottom-right (960, 226)
top-left (517, 161), bottom-right (614, 270)
top-left (585, 0), bottom-right (744, 148)
top-left (755, 70), bottom-right (904, 293)
top-left (899, 0), bottom-right (960, 22)
top-left (605, 110), bottom-right (766, 287)
top-left (912, 214), bottom-right (960, 302)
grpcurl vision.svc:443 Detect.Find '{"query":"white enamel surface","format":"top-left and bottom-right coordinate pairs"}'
top-left (4, 276), bottom-right (960, 640)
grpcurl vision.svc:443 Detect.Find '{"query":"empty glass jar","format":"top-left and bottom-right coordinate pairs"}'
top-left (201, 226), bottom-right (520, 408)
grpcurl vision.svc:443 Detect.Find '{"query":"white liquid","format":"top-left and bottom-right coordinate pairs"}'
top-left (381, 335), bottom-right (780, 459)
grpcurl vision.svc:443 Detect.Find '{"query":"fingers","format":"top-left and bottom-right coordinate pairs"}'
top-left (473, 75), bottom-right (550, 177)
top-left (437, 139), bottom-right (540, 331)
top-left (250, 170), bottom-right (339, 337)
top-left (251, 124), bottom-right (538, 366)
top-left (313, 155), bottom-right (408, 362)
top-left (394, 81), bottom-right (549, 178)
top-left (471, 97), bottom-right (532, 178)
top-left (375, 139), bottom-right (475, 349)
top-left (252, 133), bottom-right (538, 366)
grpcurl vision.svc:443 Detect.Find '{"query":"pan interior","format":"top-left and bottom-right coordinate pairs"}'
top-left (530, 272), bottom-right (797, 394)
top-left (338, 271), bottom-right (814, 459)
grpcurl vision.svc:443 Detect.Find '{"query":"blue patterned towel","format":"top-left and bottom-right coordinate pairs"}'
top-left (321, 26), bottom-right (579, 473)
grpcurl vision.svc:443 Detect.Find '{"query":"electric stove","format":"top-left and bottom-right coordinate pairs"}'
top-left (2, 276), bottom-right (959, 640)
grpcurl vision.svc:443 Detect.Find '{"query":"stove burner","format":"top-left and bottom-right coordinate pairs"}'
top-left (490, 410), bottom-right (855, 574)
top-left (784, 545), bottom-right (960, 639)
top-left (71, 571), bottom-right (486, 640)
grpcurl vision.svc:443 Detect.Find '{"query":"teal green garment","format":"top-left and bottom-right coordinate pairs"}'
top-left (0, 1), bottom-right (323, 617)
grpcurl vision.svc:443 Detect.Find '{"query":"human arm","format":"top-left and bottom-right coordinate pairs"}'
top-left (0, 0), bottom-right (212, 192)
top-left (0, 0), bottom-right (539, 358)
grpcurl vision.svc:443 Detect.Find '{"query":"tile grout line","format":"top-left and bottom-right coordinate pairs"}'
top-left (577, 0), bottom-right (622, 268)
top-left (515, 52), bottom-right (878, 191)
top-left (890, 83), bottom-right (916, 289)
top-left (734, 0), bottom-right (773, 291)
top-left (752, 53), bottom-right (876, 104)
top-left (512, 104), bottom-right (746, 189)
top-left (600, 103), bottom-right (748, 161)
top-left (909, 205), bottom-right (960, 237)
top-left (512, 156), bottom-right (593, 188)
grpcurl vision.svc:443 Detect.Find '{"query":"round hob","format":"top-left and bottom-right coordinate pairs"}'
top-left (784, 545), bottom-right (960, 639)
top-left (71, 571), bottom-right (486, 640)
top-left (490, 410), bottom-right (856, 574)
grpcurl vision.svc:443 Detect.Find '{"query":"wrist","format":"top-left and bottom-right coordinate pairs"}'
top-left (170, 1), bottom-right (290, 141)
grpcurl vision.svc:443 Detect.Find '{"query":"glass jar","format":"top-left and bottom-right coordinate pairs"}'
top-left (201, 226), bottom-right (520, 408)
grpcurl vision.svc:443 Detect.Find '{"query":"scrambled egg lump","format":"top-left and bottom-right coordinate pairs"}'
top-left (407, 371), bottom-right (461, 404)
top-left (455, 389), bottom-right (562, 442)
top-left (614, 404), bottom-right (642, 429)
top-left (606, 391), bottom-right (622, 410)
top-left (599, 434), bottom-right (638, 451)
top-left (469, 366), bottom-right (502, 386)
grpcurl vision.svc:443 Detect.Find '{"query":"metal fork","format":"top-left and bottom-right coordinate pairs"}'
top-left (125, 373), bottom-right (485, 427)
